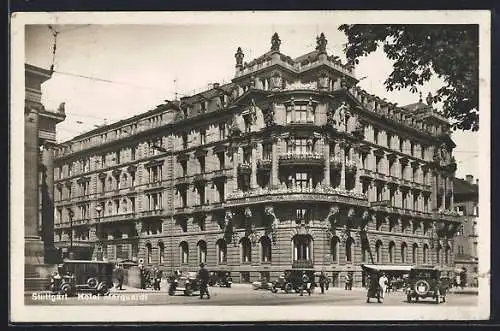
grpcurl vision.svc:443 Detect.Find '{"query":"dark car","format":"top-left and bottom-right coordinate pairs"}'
top-left (208, 270), bottom-right (233, 287)
top-left (271, 269), bottom-right (316, 294)
top-left (168, 271), bottom-right (200, 296)
top-left (50, 260), bottom-right (114, 296)
top-left (406, 265), bottom-right (449, 304)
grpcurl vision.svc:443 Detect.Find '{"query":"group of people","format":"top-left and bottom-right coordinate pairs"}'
top-left (138, 264), bottom-right (163, 290)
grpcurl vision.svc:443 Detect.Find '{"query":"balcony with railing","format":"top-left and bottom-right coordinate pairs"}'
top-left (279, 152), bottom-right (324, 167)
top-left (138, 209), bottom-right (163, 218)
top-left (226, 185), bottom-right (368, 207)
top-left (257, 159), bottom-right (272, 171)
top-left (97, 212), bottom-right (137, 224)
top-left (329, 157), bottom-right (342, 171)
top-left (345, 160), bottom-right (357, 174)
top-left (237, 163), bottom-right (252, 175)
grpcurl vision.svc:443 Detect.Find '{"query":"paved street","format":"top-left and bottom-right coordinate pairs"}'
top-left (26, 284), bottom-right (478, 306)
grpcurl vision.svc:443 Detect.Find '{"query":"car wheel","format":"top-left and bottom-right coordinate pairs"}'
top-left (60, 283), bottom-right (72, 296)
top-left (415, 296), bottom-right (419, 302)
top-left (99, 283), bottom-right (110, 296)
top-left (407, 295), bottom-right (412, 303)
top-left (87, 277), bottom-right (98, 289)
top-left (284, 283), bottom-right (293, 294)
top-left (227, 283), bottom-right (231, 288)
top-left (184, 288), bottom-right (193, 296)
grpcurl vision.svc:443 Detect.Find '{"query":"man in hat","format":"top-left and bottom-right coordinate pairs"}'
top-left (319, 271), bottom-right (327, 294)
top-left (300, 271), bottom-right (311, 296)
top-left (198, 263), bottom-right (210, 299)
top-left (114, 264), bottom-right (124, 290)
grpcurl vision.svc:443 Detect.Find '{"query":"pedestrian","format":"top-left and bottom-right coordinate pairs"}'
top-left (115, 264), bottom-right (124, 290)
top-left (344, 273), bottom-right (350, 290)
top-left (152, 265), bottom-right (163, 291)
top-left (319, 271), bottom-right (327, 294)
top-left (300, 271), bottom-right (311, 296)
top-left (139, 264), bottom-right (146, 290)
top-left (378, 272), bottom-right (389, 303)
top-left (198, 263), bottom-right (210, 299)
top-left (348, 273), bottom-right (353, 290)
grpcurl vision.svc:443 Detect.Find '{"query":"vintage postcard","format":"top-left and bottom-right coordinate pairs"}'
top-left (10, 10), bottom-right (491, 322)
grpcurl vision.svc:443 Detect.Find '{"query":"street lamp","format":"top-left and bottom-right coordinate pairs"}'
top-left (95, 204), bottom-right (103, 261)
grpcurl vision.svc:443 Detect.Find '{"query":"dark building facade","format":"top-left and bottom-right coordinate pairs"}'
top-left (25, 63), bottom-right (66, 290)
top-left (453, 175), bottom-right (479, 287)
top-left (53, 33), bottom-right (462, 286)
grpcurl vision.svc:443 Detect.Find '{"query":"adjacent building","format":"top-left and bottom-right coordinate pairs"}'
top-left (25, 63), bottom-right (66, 290)
top-left (53, 33), bottom-right (462, 286)
top-left (453, 175), bottom-right (479, 287)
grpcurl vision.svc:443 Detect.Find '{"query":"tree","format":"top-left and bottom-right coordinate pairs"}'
top-left (339, 24), bottom-right (479, 131)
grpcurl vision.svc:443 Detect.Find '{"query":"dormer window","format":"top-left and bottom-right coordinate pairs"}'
top-left (201, 101), bottom-right (207, 113)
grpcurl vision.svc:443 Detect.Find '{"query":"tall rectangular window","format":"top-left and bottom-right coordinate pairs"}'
top-left (262, 143), bottom-right (272, 160)
top-left (219, 123), bottom-right (226, 140)
top-left (182, 133), bottom-right (188, 149)
top-left (295, 172), bottom-right (309, 189)
top-left (131, 146), bottom-right (136, 161)
top-left (373, 128), bottom-right (379, 144)
top-left (295, 105), bottom-right (307, 122)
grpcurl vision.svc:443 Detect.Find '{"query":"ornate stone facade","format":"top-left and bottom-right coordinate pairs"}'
top-left (52, 34), bottom-right (462, 286)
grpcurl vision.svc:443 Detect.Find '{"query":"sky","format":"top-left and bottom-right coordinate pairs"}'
top-left (25, 23), bottom-right (479, 181)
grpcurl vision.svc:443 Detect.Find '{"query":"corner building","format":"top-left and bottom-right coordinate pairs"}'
top-left (53, 33), bottom-right (462, 286)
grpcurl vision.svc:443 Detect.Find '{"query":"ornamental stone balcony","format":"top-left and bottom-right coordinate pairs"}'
top-left (138, 209), bottom-right (163, 218)
top-left (279, 152), bottom-right (324, 167)
top-left (237, 163), bottom-right (252, 175)
top-left (434, 209), bottom-right (461, 223)
top-left (226, 184), bottom-right (368, 207)
top-left (345, 160), bottom-right (357, 173)
top-left (329, 157), bottom-right (342, 170)
top-left (257, 159), bottom-right (272, 171)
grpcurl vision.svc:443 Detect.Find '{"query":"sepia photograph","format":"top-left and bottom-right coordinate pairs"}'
top-left (10, 10), bottom-right (491, 322)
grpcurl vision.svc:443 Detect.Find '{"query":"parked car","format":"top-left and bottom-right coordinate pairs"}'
top-left (252, 278), bottom-right (274, 290)
top-left (208, 270), bottom-right (233, 287)
top-left (406, 265), bottom-right (449, 304)
top-left (168, 271), bottom-right (200, 296)
top-left (50, 260), bottom-right (113, 296)
top-left (271, 269), bottom-right (316, 294)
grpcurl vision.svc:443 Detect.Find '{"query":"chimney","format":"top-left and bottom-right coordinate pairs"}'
top-left (465, 174), bottom-right (473, 184)
top-left (476, 179), bottom-right (479, 186)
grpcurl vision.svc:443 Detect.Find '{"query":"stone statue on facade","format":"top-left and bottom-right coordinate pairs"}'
top-left (235, 47), bottom-right (244, 67)
top-left (426, 92), bottom-right (433, 106)
top-left (264, 107), bottom-right (275, 128)
top-left (271, 32), bottom-right (281, 52)
top-left (270, 72), bottom-right (282, 90)
top-left (318, 72), bottom-right (330, 89)
top-left (57, 102), bottom-right (66, 114)
top-left (315, 33), bottom-right (328, 53)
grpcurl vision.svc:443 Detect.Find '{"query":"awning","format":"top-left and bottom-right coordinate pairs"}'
top-left (361, 264), bottom-right (413, 272)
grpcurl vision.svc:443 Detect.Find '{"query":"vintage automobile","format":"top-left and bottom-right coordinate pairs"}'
top-left (271, 269), bottom-right (316, 294)
top-left (168, 271), bottom-right (200, 296)
top-left (406, 265), bottom-right (449, 304)
top-left (50, 260), bottom-right (113, 296)
top-left (251, 277), bottom-right (274, 290)
top-left (208, 270), bottom-right (233, 287)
